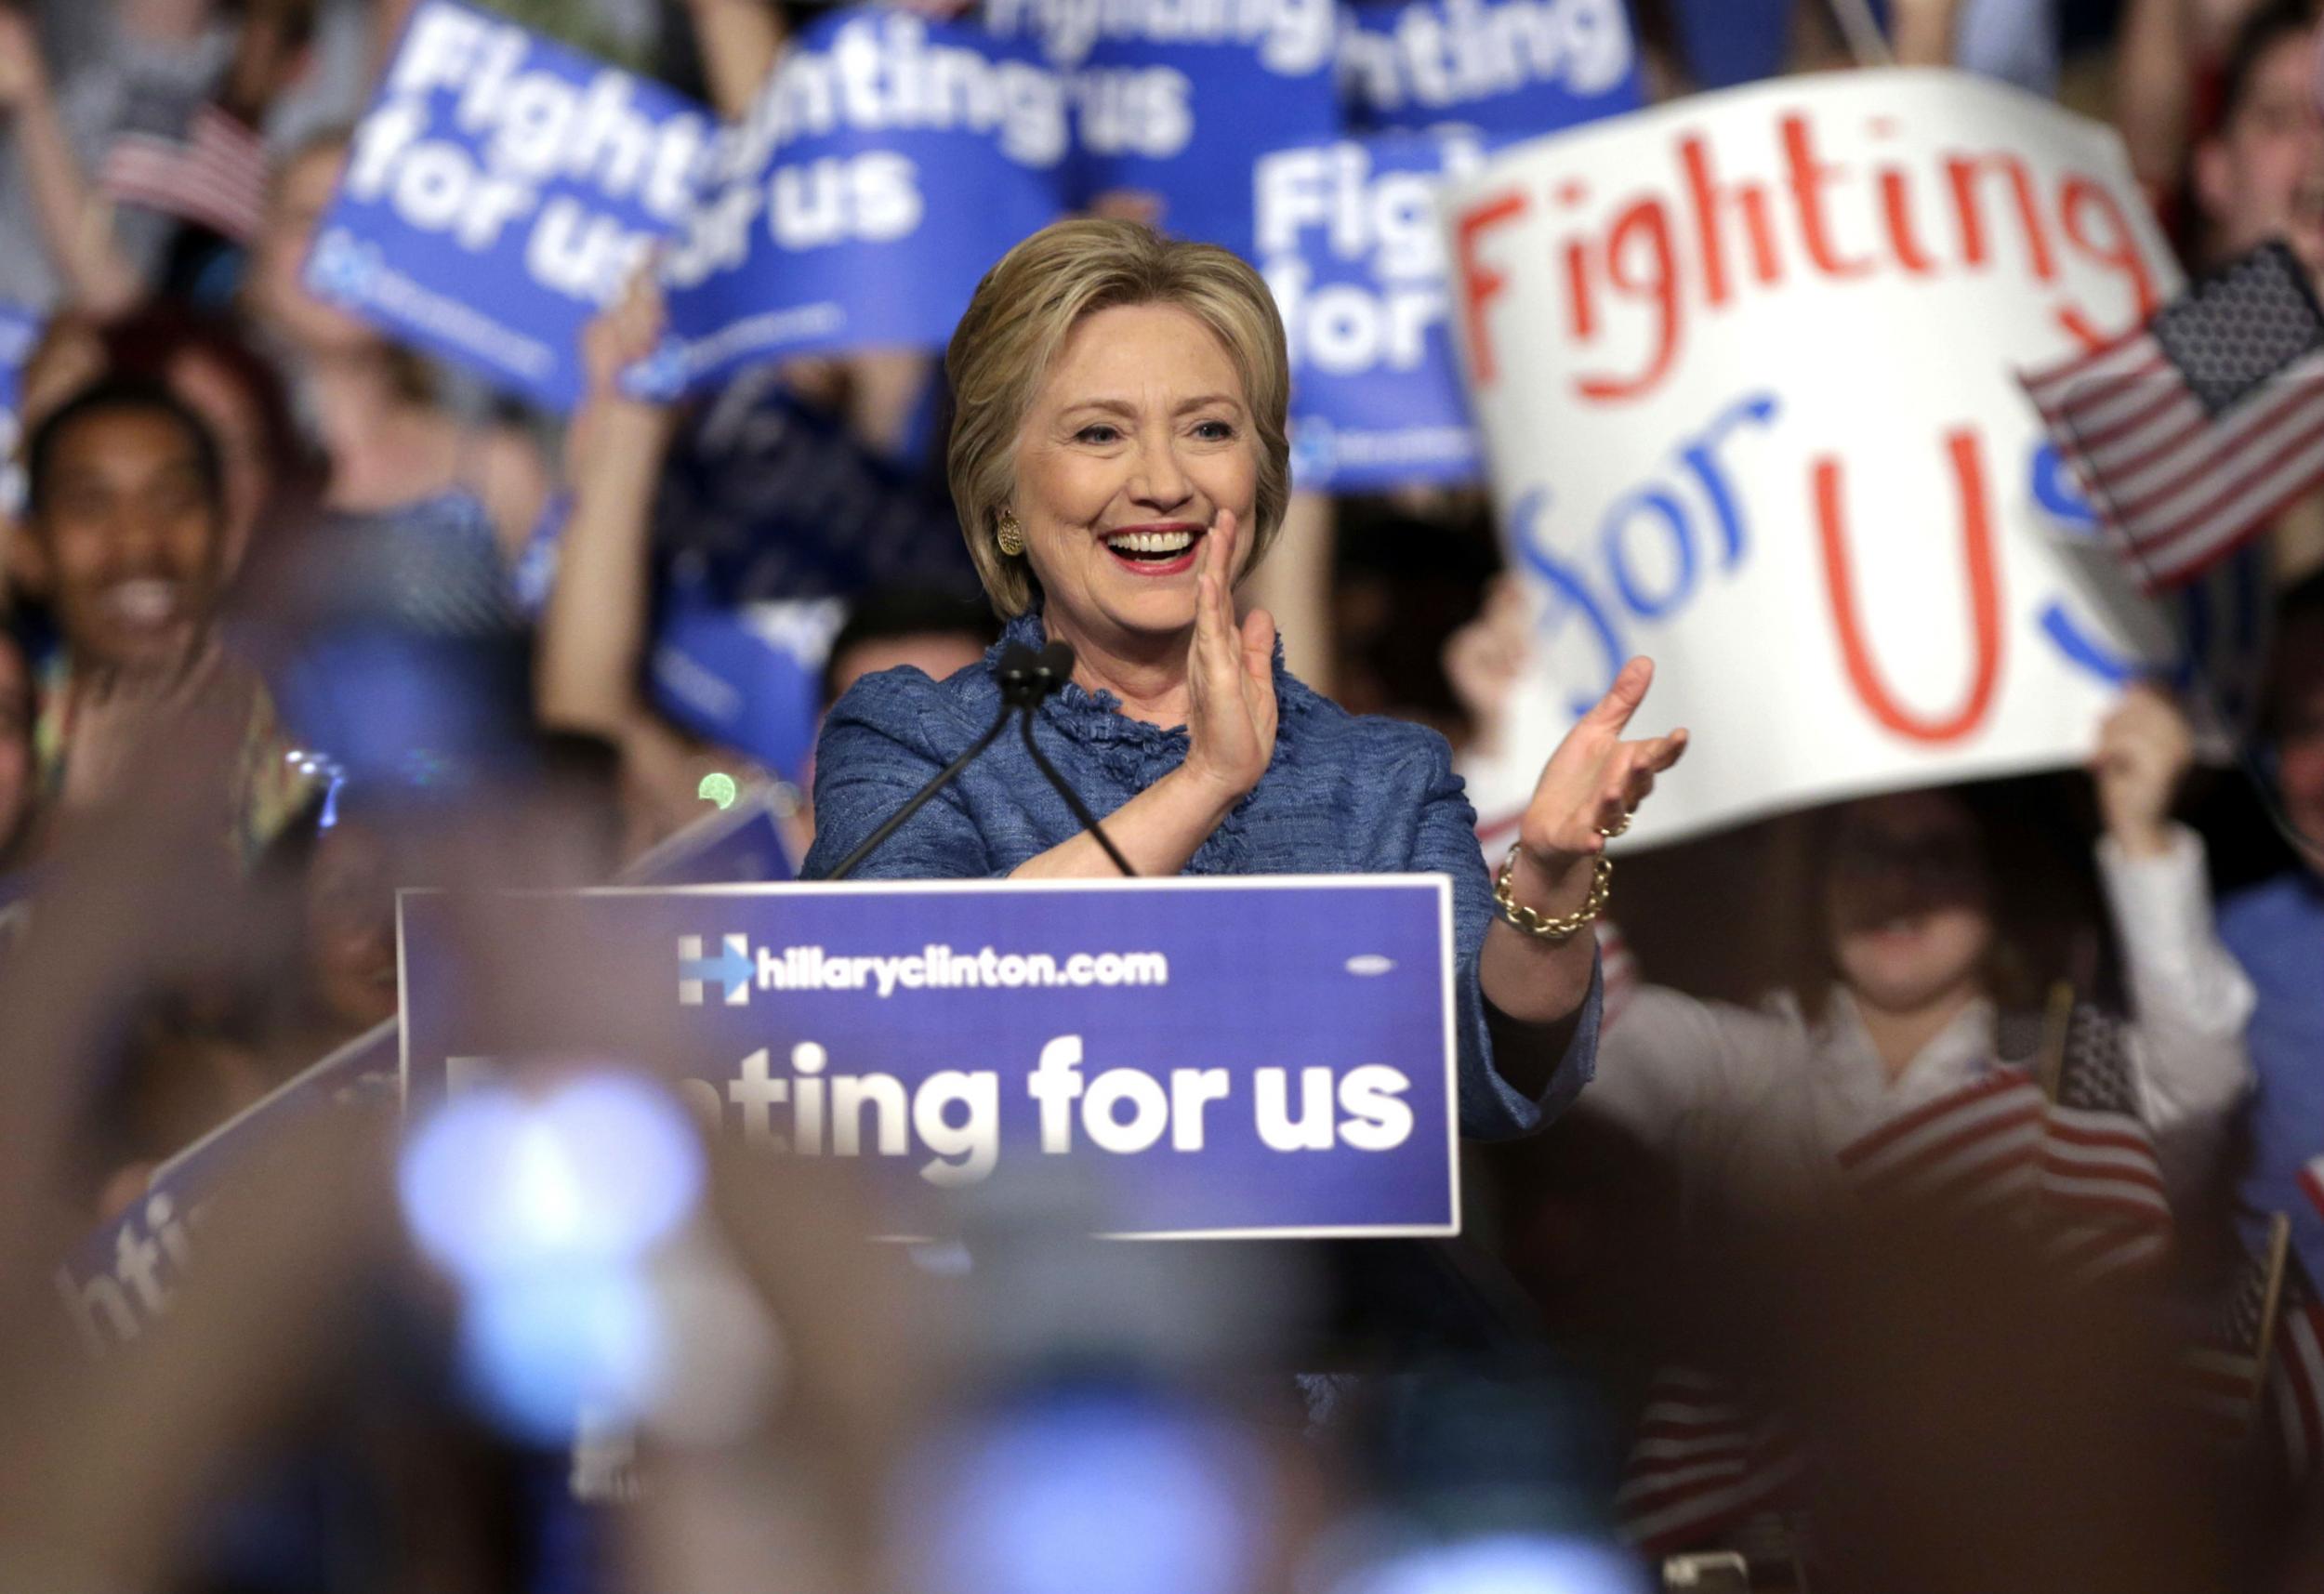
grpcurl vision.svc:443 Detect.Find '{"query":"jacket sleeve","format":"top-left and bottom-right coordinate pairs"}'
top-left (801, 670), bottom-right (998, 882)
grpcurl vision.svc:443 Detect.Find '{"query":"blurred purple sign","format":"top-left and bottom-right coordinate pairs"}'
top-left (56, 1025), bottom-right (398, 1357)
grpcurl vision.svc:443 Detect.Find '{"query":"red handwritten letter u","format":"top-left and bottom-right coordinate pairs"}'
top-left (1813, 429), bottom-right (2003, 744)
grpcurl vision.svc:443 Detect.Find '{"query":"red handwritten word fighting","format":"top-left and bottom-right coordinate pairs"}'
top-left (1457, 104), bottom-right (2161, 403)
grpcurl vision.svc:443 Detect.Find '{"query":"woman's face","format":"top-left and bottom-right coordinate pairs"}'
top-left (248, 145), bottom-right (375, 355)
top-left (1010, 302), bottom-right (1260, 657)
top-left (1824, 790), bottom-right (1995, 1016)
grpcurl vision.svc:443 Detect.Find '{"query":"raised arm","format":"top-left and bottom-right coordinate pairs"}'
top-left (536, 278), bottom-right (673, 738)
top-left (2087, 685), bottom-right (2254, 1184)
top-left (0, 13), bottom-right (140, 314)
top-left (2114, 0), bottom-right (2199, 199)
top-left (680, 0), bottom-right (785, 121)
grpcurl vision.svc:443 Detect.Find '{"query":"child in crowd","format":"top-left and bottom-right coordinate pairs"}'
top-left (1582, 690), bottom-right (2252, 1219)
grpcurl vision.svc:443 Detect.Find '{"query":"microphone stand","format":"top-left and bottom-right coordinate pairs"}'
top-left (824, 640), bottom-right (1137, 881)
top-left (1021, 709), bottom-right (1135, 876)
top-left (822, 701), bottom-right (1016, 881)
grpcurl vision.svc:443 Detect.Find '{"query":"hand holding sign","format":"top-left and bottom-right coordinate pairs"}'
top-left (579, 267), bottom-right (670, 415)
top-left (2091, 684), bottom-right (2196, 859)
top-left (1516, 655), bottom-right (1688, 872)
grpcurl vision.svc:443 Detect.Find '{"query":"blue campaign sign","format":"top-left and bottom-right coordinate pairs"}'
top-left (1341, 0), bottom-right (1644, 137)
top-left (660, 6), bottom-right (1067, 388)
top-left (56, 1025), bottom-right (399, 1357)
top-left (649, 588), bottom-right (847, 786)
top-left (984, 0), bottom-right (1339, 257)
top-left (0, 304), bottom-right (40, 512)
top-left (304, 0), bottom-right (715, 411)
top-left (397, 878), bottom-right (1459, 1238)
top-left (1259, 132), bottom-right (1487, 492)
top-left (625, 786), bottom-right (799, 885)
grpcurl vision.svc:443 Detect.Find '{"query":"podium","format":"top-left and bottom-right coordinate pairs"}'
top-left (396, 876), bottom-right (1462, 1239)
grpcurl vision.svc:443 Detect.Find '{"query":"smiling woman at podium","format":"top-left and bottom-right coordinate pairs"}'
top-left (803, 218), bottom-right (1687, 1139)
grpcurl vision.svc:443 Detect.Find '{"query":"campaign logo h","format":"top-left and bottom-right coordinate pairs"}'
top-left (678, 933), bottom-right (753, 1006)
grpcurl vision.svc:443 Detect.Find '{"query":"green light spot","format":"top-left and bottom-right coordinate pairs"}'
top-left (697, 771), bottom-right (739, 810)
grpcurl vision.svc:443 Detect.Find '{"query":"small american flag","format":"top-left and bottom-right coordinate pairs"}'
top-left (2178, 1227), bottom-right (2282, 1443)
top-left (1616, 1365), bottom-right (1805, 1555)
top-left (2019, 241), bottom-right (2324, 589)
top-left (2178, 1219), bottom-right (2324, 1482)
top-left (1835, 1067), bottom-right (2051, 1208)
top-left (99, 103), bottom-right (270, 247)
top-left (2274, 1251), bottom-right (2324, 1482)
top-left (2037, 1007), bottom-right (2172, 1281)
top-left (2300, 1155), bottom-right (2324, 1227)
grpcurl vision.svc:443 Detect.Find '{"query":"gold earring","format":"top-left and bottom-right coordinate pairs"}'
top-left (996, 511), bottom-right (1025, 558)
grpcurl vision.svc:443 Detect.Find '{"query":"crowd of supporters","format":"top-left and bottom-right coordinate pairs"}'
top-left (3, 2), bottom-right (2324, 1591)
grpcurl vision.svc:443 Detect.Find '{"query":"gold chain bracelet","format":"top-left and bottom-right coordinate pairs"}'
top-left (1493, 837), bottom-right (1614, 942)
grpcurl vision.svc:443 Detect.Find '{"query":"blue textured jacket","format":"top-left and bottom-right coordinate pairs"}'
top-left (802, 611), bottom-right (1601, 1140)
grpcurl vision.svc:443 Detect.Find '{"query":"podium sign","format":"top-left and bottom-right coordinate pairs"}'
top-left (397, 876), bottom-right (1459, 1238)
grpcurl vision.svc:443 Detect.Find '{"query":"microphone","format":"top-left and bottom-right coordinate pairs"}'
top-left (994, 640), bottom-right (1074, 707)
top-left (1011, 639), bottom-right (1135, 877)
top-left (822, 639), bottom-right (1134, 881)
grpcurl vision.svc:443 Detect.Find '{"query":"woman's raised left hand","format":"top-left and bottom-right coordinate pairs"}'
top-left (1516, 657), bottom-right (1688, 879)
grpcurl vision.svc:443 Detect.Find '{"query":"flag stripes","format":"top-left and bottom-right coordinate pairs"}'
top-left (99, 104), bottom-right (270, 245)
top-left (2019, 241), bottom-right (2324, 587)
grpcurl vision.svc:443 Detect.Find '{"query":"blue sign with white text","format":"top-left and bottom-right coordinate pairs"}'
top-left (398, 879), bottom-right (1459, 1237)
top-left (305, 0), bottom-right (714, 411)
top-left (660, 6), bottom-right (1067, 387)
top-left (985, 0), bottom-right (1339, 257)
top-left (0, 304), bottom-right (42, 512)
top-left (650, 589), bottom-right (846, 785)
top-left (1259, 132), bottom-right (1488, 491)
top-left (626, 787), bottom-right (799, 885)
top-left (56, 1025), bottom-right (398, 1357)
top-left (1341, 0), bottom-right (1644, 136)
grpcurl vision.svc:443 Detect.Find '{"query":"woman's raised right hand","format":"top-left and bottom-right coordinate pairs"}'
top-left (1180, 509), bottom-right (1278, 804)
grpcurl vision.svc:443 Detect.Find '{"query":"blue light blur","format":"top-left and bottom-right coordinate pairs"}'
top-left (399, 1074), bottom-right (704, 1282)
top-left (1328, 1534), bottom-right (1652, 1594)
top-left (396, 1073), bottom-right (707, 1442)
top-left (898, 1388), bottom-right (1264, 1594)
top-left (462, 1265), bottom-right (666, 1444)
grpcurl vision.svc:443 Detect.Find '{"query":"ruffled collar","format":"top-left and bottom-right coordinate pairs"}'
top-left (990, 607), bottom-right (1314, 784)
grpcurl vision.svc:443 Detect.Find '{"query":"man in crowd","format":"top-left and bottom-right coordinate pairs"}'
top-left (2187, 0), bottom-right (2324, 577)
top-left (2190, 0), bottom-right (2324, 283)
top-left (7, 376), bottom-right (305, 860)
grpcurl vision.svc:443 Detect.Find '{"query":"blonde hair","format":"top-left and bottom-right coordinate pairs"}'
top-left (944, 217), bottom-right (1291, 618)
